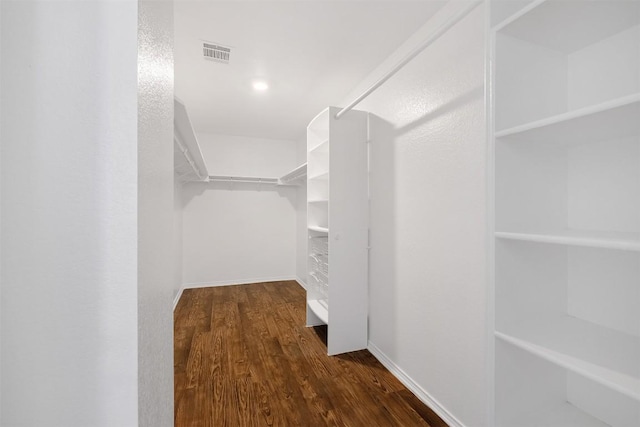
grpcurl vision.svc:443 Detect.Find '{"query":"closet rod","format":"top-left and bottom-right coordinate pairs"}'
top-left (335, 0), bottom-right (482, 120)
top-left (208, 175), bottom-right (279, 184)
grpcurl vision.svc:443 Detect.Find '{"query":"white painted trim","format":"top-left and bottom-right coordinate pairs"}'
top-left (367, 341), bottom-right (466, 427)
top-left (182, 275), bottom-right (297, 290)
top-left (295, 277), bottom-right (307, 290)
top-left (173, 286), bottom-right (185, 312)
top-left (485, 0), bottom-right (496, 425)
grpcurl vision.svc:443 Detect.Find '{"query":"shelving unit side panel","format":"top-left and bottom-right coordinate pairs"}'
top-left (568, 247), bottom-right (640, 338)
top-left (327, 107), bottom-right (368, 355)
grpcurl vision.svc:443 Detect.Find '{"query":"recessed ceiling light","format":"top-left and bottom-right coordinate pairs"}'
top-left (252, 80), bottom-right (269, 92)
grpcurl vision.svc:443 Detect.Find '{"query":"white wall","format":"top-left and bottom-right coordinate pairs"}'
top-left (181, 133), bottom-right (298, 286)
top-left (0, 2), bottom-right (3, 419)
top-left (295, 138), bottom-right (308, 286)
top-left (174, 177), bottom-right (184, 301)
top-left (340, 3), bottom-right (488, 426)
top-left (137, 1), bottom-right (175, 426)
top-left (1, 1), bottom-right (139, 425)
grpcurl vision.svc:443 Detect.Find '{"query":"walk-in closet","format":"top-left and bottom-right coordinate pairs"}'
top-left (1, 0), bottom-right (638, 426)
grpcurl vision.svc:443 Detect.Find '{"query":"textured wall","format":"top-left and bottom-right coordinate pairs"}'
top-left (1, 1), bottom-right (139, 425)
top-left (174, 178), bottom-right (184, 302)
top-left (340, 3), bottom-right (488, 426)
top-left (138, 1), bottom-right (175, 425)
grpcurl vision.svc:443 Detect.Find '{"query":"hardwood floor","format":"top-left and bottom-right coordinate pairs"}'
top-left (174, 281), bottom-right (448, 427)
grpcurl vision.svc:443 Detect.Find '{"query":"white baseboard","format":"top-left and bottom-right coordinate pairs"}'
top-left (173, 276), bottom-right (298, 311)
top-left (174, 276), bottom-right (307, 312)
top-left (182, 275), bottom-right (297, 290)
top-left (173, 286), bottom-right (185, 312)
top-left (367, 341), bottom-right (466, 427)
top-left (295, 276), bottom-right (307, 290)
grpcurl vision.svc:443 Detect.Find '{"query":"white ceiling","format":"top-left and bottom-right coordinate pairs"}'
top-left (174, 1), bottom-right (446, 141)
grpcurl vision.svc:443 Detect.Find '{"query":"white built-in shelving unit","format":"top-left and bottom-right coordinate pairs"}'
top-left (490, 0), bottom-right (640, 425)
top-left (306, 106), bottom-right (368, 356)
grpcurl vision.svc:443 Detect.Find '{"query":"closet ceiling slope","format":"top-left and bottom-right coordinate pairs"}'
top-left (174, 97), bottom-right (209, 183)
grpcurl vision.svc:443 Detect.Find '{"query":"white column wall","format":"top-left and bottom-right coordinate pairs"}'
top-left (137, 1), bottom-right (175, 426)
top-left (173, 178), bottom-right (184, 302)
top-left (1, 2), bottom-right (139, 425)
top-left (295, 138), bottom-right (308, 287)
top-left (341, 3), bottom-right (489, 426)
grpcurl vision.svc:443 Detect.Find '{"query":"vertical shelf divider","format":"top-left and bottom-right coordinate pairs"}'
top-left (306, 106), bottom-right (369, 356)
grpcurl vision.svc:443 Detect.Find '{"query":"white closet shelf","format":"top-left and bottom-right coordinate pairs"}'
top-left (501, 402), bottom-right (609, 427)
top-left (308, 226), bottom-right (329, 233)
top-left (309, 139), bottom-right (329, 154)
top-left (495, 0), bottom-right (640, 52)
top-left (308, 299), bottom-right (328, 324)
top-left (174, 97), bottom-right (210, 182)
top-left (496, 314), bottom-right (640, 402)
top-left (310, 269), bottom-right (328, 281)
top-left (308, 171), bottom-right (329, 181)
top-left (308, 199), bottom-right (328, 203)
top-left (278, 163), bottom-right (307, 186)
top-left (495, 230), bottom-right (640, 252)
top-left (495, 93), bottom-right (640, 144)
top-left (310, 253), bottom-right (327, 262)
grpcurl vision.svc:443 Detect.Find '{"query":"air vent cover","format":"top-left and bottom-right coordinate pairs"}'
top-left (203, 42), bottom-right (230, 64)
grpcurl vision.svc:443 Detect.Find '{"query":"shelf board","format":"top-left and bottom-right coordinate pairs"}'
top-left (310, 269), bottom-right (328, 281)
top-left (495, 230), bottom-right (640, 252)
top-left (310, 253), bottom-right (327, 262)
top-left (495, 0), bottom-right (640, 53)
top-left (208, 175), bottom-right (279, 185)
top-left (308, 199), bottom-right (328, 203)
top-left (496, 314), bottom-right (640, 402)
top-left (308, 299), bottom-right (328, 324)
top-left (309, 139), bottom-right (329, 154)
top-left (495, 93), bottom-right (640, 144)
top-left (308, 226), bottom-right (329, 233)
top-left (278, 163), bottom-right (307, 185)
top-left (502, 402), bottom-right (610, 427)
top-left (308, 171), bottom-right (329, 181)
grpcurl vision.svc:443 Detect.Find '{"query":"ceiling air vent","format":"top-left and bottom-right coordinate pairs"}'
top-left (202, 42), bottom-right (230, 64)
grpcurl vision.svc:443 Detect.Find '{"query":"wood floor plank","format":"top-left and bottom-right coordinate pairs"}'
top-left (175, 280), bottom-right (448, 427)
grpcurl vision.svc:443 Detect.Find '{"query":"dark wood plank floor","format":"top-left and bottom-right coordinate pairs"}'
top-left (174, 280), bottom-right (448, 427)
